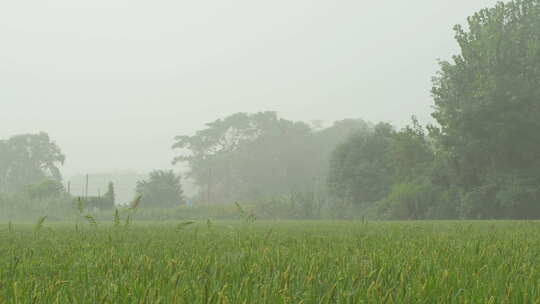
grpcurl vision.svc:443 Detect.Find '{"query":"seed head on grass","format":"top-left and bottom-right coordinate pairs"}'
top-left (114, 209), bottom-right (121, 228)
top-left (129, 194), bottom-right (143, 210)
top-left (34, 216), bottom-right (47, 233)
top-left (235, 201), bottom-right (256, 223)
top-left (176, 221), bottom-right (195, 231)
top-left (84, 214), bottom-right (98, 228)
top-left (75, 197), bottom-right (85, 214)
top-left (124, 215), bottom-right (131, 229)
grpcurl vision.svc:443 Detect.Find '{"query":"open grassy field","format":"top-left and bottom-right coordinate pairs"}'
top-left (1, 220), bottom-right (540, 303)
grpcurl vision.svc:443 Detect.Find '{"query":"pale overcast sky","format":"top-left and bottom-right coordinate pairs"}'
top-left (1, 0), bottom-right (499, 176)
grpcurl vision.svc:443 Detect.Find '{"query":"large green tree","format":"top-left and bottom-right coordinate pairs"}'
top-left (173, 112), bottom-right (369, 203)
top-left (431, 0), bottom-right (540, 218)
top-left (327, 118), bottom-right (444, 219)
top-left (328, 123), bottom-right (396, 205)
top-left (173, 112), bottom-right (315, 202)
top-left (312, 119), bottom-right (371, 179)
top-left (136, 170), bottom-right (184, 208)
top-left (0, 132), bottom-right (65, 193)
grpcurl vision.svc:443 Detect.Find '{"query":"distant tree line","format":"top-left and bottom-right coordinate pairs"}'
top-left (0, 133), bottom-right (118, 212)
top-left (172, 111), bottom-right (368, 204)
top-left (174, 0), bottom-right (540, 219)
top-left (0, 131), bottom-right (183, 212)
top-left (2, 0), bottom-right (539, 219)
top-left (329, 0), bottom-right (540, 219)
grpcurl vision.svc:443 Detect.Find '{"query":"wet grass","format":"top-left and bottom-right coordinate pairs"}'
top-left (1, 220), bottom-right (539, 303)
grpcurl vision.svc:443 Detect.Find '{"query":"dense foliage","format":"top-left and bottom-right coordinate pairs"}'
top-left (23, 179), bottom-right (65, 201)
top-left (431, 0), bottom-right (540, 219)
top-left (0, 132), bottom-right (65, 193)
top-left (3, 0), bottom-right (540, 220)
top-left (0, 132), bottom-right (71, 218)
top-left (173, 111), bottom-right (367, 203)
top-left (327, 0), bottom-right (540, 219)
top-left (135, 170), bottom-right (184, 208)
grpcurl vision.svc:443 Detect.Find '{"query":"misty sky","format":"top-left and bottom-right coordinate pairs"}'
top-left (1, 0), bottom-right (499, 176)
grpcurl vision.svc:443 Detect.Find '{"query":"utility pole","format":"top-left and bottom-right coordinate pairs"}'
top-left (207, 167), bottom-right (212, 204)
top-left (85, 174), bottom-right (89, 199)
top-left (67, 181), bottom-right (71, 195)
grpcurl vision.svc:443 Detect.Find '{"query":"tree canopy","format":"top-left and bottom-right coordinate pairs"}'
top-left (0, 132), bottom-right (65, 193)
top-left (328, 0), bottom-right (540, 220)
top-left (430, 0), bottom-right (540, 218)
top-left (136, 170), bottom-right (184, 208)
top-left (173, 112), bottom-right (368, 203)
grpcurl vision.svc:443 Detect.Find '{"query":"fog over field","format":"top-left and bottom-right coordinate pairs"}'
top-left (1, 0), bottom-right (498, 176)
top-left (5, 2), bottom-right (540, 301)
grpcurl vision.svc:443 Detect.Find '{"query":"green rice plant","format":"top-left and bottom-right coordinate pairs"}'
top-left (113, 208), bottom-right (121, 228)
top-left (33, 215), bottom-right (47, 233)
top-left (75, 197), bottom-right (85, 214)
top-left (4, 220), bottom-right (540, 303)
top-left (235, 201), bottom-right (257, 223)
top-left (84, 214), bottom-right (98, 228)
top-left (124, 214), bottom-right (131, 229)
top-left (113, 195), bottom-right (142, 230)
top-left (176, 220), bottom-right (195, 231)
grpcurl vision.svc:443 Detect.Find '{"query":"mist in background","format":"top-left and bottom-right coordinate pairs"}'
top-left (1, 0), bottom-right (498, 177)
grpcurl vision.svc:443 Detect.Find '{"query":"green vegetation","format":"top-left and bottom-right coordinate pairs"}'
top-left (84, 183), bottom-right (116, 211)
top-left (2, 220), bottom-right (540, 303)
top-left (173, 112), bottom-right (367, 204)
top-left (136, 170), bottom-right (184, 208)
top-left (2, 1), bottom-right (540, 303)
top-left (0, 132), bottom-right (65, 193)
top-left (3, 0), bottom-right (540, 220)
top-left (328, 0), bottom-right (540, 219)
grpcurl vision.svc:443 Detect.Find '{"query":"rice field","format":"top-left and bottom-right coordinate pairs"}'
top-left (1, 220), bottom-right (540, 303)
